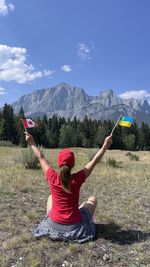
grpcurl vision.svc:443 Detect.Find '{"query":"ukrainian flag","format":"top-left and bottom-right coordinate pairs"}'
top-left (118, 116), bottom-right (134, 127)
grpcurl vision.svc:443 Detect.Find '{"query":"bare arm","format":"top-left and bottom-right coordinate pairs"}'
top-left (84, 134), bottom-right (113, 178)
top-left (25, 132), bottom-right (50, 176)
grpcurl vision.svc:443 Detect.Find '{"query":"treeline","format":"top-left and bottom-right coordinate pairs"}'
top-left (0, 103), bottom-right (150, 150)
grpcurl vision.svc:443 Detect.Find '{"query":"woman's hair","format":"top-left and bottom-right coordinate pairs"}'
top-left (60, 165), bottom-right (72, 193)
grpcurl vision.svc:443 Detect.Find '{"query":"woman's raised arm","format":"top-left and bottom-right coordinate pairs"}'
top-left (84, 134), bottom-right (113, 178)
top-left (25, 132), bottom-right (50, 176)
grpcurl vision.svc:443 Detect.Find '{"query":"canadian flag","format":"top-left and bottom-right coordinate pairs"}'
top-left (22, 119), bottom-right (38, 129)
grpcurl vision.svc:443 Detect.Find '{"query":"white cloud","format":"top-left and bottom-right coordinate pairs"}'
top-left (0, 44), bottom-right (54, 83)
top-left (119, 90), bottom-right (150, 104)
top-left (0, 86), bottom-right (6, 95)
top-left (77, 43), bottom-right (91, 60)
top-left (61, 65), bottom-right (72, 73)
top-left (0, 0), bottom-right (15, 16)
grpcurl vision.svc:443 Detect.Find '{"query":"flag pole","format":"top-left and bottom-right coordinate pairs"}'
top-left (21, 118), bottom-right (28, 133)
top-left (111, 114), bottom-right (122, 135)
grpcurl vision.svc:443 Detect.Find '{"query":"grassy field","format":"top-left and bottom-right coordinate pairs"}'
top-left (0, 147), bottom-right (150, 267)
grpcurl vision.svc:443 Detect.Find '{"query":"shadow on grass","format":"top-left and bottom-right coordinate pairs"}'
top-left (95, 222), bottom-right (150, 245)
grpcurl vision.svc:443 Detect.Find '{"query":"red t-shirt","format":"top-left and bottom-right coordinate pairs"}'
top-left (46, 167), bottom-right (86, 224)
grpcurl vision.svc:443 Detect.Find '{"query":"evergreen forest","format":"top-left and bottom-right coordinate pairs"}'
top-left (0, 103), bottom-right (150, 151)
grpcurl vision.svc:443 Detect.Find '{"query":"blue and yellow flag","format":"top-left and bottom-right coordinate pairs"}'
top-left (118, 116), bottom-right (134, 127)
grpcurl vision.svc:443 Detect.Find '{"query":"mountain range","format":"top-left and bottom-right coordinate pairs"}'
top-left (12, 82), bottom-right (150, 126)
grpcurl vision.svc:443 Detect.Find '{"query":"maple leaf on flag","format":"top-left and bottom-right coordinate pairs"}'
top-left (21, 119), bottom-right (38, 129)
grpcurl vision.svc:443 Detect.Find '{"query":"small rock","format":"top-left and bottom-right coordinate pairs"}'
top-left (62, 260), bottom-right (70, 267)
top-left (102, 253), bottom-right (110, 262)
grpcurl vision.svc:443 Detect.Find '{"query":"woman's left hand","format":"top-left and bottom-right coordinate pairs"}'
top-left (25, 132), bottom-right (35, 145)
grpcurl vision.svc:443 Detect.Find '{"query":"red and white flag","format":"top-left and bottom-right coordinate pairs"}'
top-left (21, 119), bottom-right (38, 129)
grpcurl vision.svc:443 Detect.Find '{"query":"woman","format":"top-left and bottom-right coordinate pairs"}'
top-left (25, 132), bottom-right (113, 243)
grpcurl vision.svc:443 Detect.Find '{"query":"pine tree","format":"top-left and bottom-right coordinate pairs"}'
top-left (2, 104), bottom-right (17, 144)
top-left (123, 134), bottom-right (136, 151)
top-left (75, 121), bottom-right (84, 147)
top-left (16, 107), bottom-right (27, 147)
top-left (50, 115), bottom-right (59, 147)
top-left (130, 122), bottom-right (139, 150)
top-left (59, 124), bottom-right (75, 147)
top-left (139, 122), bottom-right (150, 150)
top-left (95, 125), bottom-right (106, 147)
top-left (81, 116), bottom-right (97, 147)
top-left (41, 115), bottom-right (49, 147)
top-left (0, 118), bottom-right (5, 140)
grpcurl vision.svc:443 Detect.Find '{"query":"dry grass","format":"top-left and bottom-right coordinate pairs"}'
top-left (0, 147), bottom-right (150, 267)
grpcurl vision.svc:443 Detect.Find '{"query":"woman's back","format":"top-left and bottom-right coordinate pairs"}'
top-left (46, 167), bottom-right (86, 224)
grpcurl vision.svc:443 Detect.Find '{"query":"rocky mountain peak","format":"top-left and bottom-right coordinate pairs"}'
top-left (11, 83), bottom-right (150, 126)
top-left (100, 88), bottom-right (114, 97)
top-left (98, 88), bottom-right (120, 107)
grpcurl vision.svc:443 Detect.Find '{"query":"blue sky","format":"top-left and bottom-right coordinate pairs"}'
top-left (0, 0), bottom-right (150, 106)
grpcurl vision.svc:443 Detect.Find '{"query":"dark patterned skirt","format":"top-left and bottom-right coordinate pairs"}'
top-left (33, 207), bottom-right (96, 243)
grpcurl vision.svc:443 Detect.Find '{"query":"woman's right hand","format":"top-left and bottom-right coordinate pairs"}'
top-left (103, 134), bottom-right (113, 149)
top-left (25, 132), bottom-right (35, 145)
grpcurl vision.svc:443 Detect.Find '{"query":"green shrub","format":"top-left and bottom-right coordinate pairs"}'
top-left (0, 140), bottom-right (14, 147)
top-left (106, 157), bottom-right (121, 168)
top-left (125, 152), bottom-right (139, 161)
top-left (21, 146), bottom-right (40, 169)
